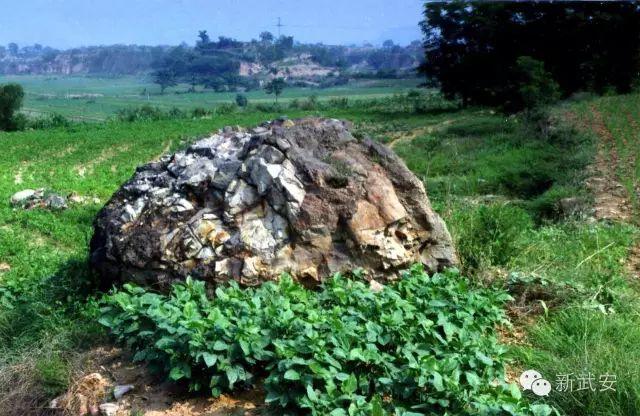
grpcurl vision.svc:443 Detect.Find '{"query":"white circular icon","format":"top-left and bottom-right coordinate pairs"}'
top-left (531, 378), bottom-right (552, 396)
top-left (519, 369), bottom-right (542, 390)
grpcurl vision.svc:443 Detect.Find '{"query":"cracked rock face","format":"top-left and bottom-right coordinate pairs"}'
top-left (90, 117), bottom-right (457, 289)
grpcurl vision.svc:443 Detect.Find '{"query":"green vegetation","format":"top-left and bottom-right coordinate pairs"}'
top-left (1, 78), bottom-right (640, 415)
top-left (264, 77), bottom-right (286, 102)
top-left (99, 267), bottom-right (549, 415)
top-left (422, 2), bottom-right (640, 110)
top-left (0, 75), bottom-right (421, 121)
top-left (0, 83), bottom-right (25, 131)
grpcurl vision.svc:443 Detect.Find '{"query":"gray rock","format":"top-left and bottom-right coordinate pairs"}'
top-left (91, 118), bottom-right (457, 290)
top-left (113, 384), bottom-right (134, 400)
top-left (10, 189), bottom-right (38, 205)
top-left (11, 189), bottom-right (68, 210)
top-left (44, 194), bottom-right (67, 210)
top-left (99, 403), bottom-right (119, 416)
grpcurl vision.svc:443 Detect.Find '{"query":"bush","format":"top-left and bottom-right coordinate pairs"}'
top-left (99, 266), bottom-right (549, 415)
top-left (513, 56), bottom-right (561, 111)
top-left (327, 97), bottom-right (349, 109)
top-left (235, 94), bottom-right (248, 107)
top-left (452, 204), bottom-right (533, 271)
top-left (116, 105), bottom-right (167, 122)
top-left (28, 113), bottom-right (70, 130)
top-left (254, 102), bottom-right (284, 113)
top-left (0, 83), bottom-right (25, 131)
top-left (214, 103), bottom-right (238, 115)
top-left (191, 107), bottom-right (212, 118)
top-left (299, 95), bottom-right (319, 111)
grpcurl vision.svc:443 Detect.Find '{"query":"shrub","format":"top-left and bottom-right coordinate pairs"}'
top-left (235, 94), bottom-right (248, 107)
top-left (0, 83), bottom-right (25, 131)
top-left (99, 266), bottom-right (550, 415)
top-left (254, 102), bottom-right (284, 113)
top-left (116, 105), bottom-right (166, 122)
top-left (327, 97), bottom-right (349, 109)
top-left (513, 56), bottom-right (561, 111)
top-left (191, 107), bottom-right (212, 118)
top-left (28, 113), bottom-right (70, 129)
top-left (452, 204), bottom-right (533, 271)
top-left (296, 95), bottom-right (319, 111)
top-left (214, 103), bottom-right (238, 115)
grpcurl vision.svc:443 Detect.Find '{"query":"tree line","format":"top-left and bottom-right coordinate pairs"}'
top-left (421, 1), bottom-right (640, 111)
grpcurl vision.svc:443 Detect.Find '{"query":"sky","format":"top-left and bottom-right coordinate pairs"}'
top-left (0, 0), bottom-right (424, 49)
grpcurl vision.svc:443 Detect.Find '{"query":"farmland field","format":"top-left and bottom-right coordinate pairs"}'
top-left (1, 90), bottom-right (640, 415)
top-left (0, 75), bottom-right (421, 121)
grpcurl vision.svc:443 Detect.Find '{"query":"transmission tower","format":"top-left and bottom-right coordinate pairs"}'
top-left (277, 17), bottom-right (284, 37)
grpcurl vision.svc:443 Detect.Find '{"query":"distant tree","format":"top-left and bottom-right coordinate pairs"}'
top-left (197, 30), bottom-right (211, 46)
top-left (276, 35), bottom-right (294, 50)
top-left (0, 83), bottom-right (25, 131)
top-left (235, 93), bottom-right (248, 107)
top-left (153, 69), bottom-right (177, 94)
top-left (264, 78), bottom-right (286, 102)
top-left (260, 31), bottom-right (274, 44)
top-left (382, 39), bottom-right (395, 48)
top-left (7, 43), bottom-right (18, 56)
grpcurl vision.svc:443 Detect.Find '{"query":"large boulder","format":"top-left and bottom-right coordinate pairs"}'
top-left (90, 118), bottom-right (457, 289)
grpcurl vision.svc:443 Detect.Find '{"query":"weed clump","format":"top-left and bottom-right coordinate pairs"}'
top-left (451, 204), bottom-right (533, 271)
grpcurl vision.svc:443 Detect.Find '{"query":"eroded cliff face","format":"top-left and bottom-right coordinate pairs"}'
top-left (90, 117), bottom-right (457, 289)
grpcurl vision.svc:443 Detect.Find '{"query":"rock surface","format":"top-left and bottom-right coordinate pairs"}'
top-left (90, 118), bottom-right (457, 288)
top-left (10, 188), bottom-right (68, 210)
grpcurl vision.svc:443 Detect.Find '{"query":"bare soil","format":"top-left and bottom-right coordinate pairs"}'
top-left (56, 347), bottom-right (264, 416)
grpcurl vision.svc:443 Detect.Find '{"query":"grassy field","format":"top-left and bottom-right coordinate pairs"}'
top-left (0, 75), bottom-right (421, 121)
top-left (1, 90), bottom-right (639, 414)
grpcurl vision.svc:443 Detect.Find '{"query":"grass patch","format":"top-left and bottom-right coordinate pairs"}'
top-left (518, 310), bottom-right (640, 416)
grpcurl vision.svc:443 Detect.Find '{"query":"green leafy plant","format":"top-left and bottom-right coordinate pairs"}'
top-left (99, 266), bottom-right (550, 415)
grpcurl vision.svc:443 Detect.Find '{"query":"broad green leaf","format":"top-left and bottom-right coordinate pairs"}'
top-left (342, 374), bottom-right (358, 394)
top-left (284, 369), bottom-right (301, 380)
top-left (201, 352), bottom-right (217, 367)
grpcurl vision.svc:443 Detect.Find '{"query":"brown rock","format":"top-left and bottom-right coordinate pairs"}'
top-left (90, 118), bottom-right (457, 289)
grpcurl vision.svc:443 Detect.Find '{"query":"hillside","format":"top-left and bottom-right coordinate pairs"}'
top-left (0, 37), bottom-right (423, 79)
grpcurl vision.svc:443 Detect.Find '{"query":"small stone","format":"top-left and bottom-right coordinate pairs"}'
top-left (68, 193), bottom-right (86, 204)
top-left (99, 403), bottom-right (119, 416)
top-left (48, 395), bottom-right (63, 409)
top-left (44, 193), bottom-right (68, 210)
top-left (252, 126), bottom-right (269, 136)
top-left (113, 384), bottom-right (134, 400)
top-left (10, 189), bottom-right (37, 205)
top-left (0, 263), bottom-right (10, 273)
top-left (369, 279), bottom-right (384, 293)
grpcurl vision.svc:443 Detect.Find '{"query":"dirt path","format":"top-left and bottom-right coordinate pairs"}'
top-left (582, 107), bottom-right (634, 222)
top-left (569, 107), bottom-right (640, 277)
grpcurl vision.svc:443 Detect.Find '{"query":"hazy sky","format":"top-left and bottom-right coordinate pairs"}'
top-left (0, 0), bottom-right (424, 48)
